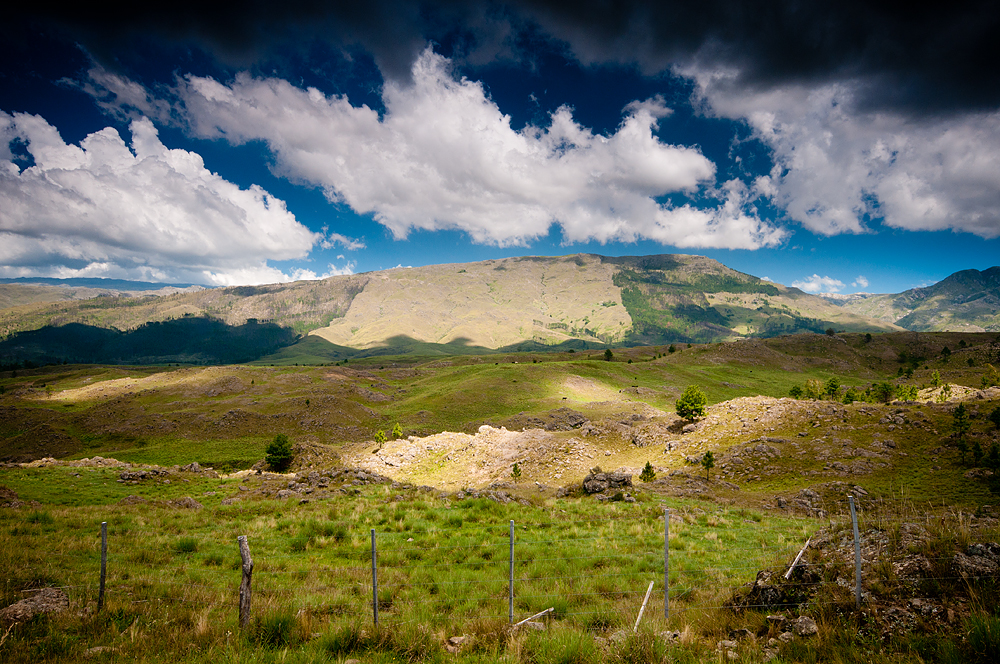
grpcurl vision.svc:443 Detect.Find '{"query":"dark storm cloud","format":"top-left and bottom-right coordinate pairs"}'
top-left (10, 1), bottom-right (999, 114)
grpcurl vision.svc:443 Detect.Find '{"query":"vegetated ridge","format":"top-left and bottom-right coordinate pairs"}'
top-left (0, 254), bottom-right (901, 364)
top-left (828, 266), bottom-right (1000, 332)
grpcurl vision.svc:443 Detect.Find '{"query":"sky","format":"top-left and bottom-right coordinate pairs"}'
top-left (2, 2), bottom-right (999, 295)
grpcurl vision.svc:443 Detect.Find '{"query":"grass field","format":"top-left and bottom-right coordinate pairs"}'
top-left (3, 332), bottom-right (1000, 662)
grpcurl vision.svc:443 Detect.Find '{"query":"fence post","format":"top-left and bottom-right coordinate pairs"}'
top-left (371, 529), bottom-right (378, 627)
top-left (237, 535), bottom-right (253, 630)
top-left (848, 495), bottom-right (862, 607)
top-left (664, 509), bottom-right (669, 620)
top-left (98, 521), bottom-right (107, 612)
top-left (509, 520), bottom-right (515, 624)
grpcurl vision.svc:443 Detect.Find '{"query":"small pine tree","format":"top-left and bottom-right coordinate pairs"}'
top-left (604, 348), bottom-right (614, 361)
top-left (930, 370), bottom-right (942, 387)
top-left (640, 461), bottom-right (656, 482)
top-left (510, 462), bottom-right (522, 482)
top-left (789, 385), bottom-right (804, 399)
top-left (676, 386), bottom-right (708, 421)
top-left (701, 451), bottom-right (715, 481)
top-left (988, 444), bottom-right (1000, 470)
top-left (973, 441), bottom-right (985, 467)
top-left (804, 379), bottom-right (824, 400)
top-left (824, 377), bottom-right (840, 399)
top-left (265, 434), bottom-right (294, 471)
top-left (953, 403), bottom-right (970, 443)
top-left (668, 344), bottom-right (676, 354)
top-left (374, 430), bottom-right (387, 444)
top-left (989, 406), bottom-right (1000, 430)
top-left (392, 422), bottom-right (403, 439)
top-left (983, 364), bottom-right (1000, 389)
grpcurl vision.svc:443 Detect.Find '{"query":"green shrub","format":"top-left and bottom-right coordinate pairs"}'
top-left (675, 385), bottom-right (707, 421)
top-left (639, 461), bottom-right (656, 482)
top-left (265, 434), bottom-right (294, 471)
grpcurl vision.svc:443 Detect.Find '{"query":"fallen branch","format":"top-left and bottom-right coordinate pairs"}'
top-left (514, 607), bottom-right (553, 628)
top-left (785, 537), bottom-right (811, 580)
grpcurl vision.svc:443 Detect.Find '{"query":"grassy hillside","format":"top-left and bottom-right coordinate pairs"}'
top-left (836, 266), bottom-right (1000, 332)
top-left (0, 255), bottom-right (902, 364)
top-left (608, 254), bottom-right (899, 343)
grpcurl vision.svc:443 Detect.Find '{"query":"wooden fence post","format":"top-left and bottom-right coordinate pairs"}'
top-left (848, 496), bottom-right (862, 607)
top-left (509, 520), bottom-right (515, 624)
top-left (98, 521), bottom-right (107, 612)
top-left (238, 535), bottom-right (253, 630)
top-left (371, 529), bottom-right (378, 627)
top-left (664, 509), bottom-right (669, 620)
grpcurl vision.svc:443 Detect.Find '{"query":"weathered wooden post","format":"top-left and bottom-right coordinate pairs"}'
top-left (509, 520), bottom-right (515, 624)
top-left (371, 529), bottom-right (378, 626)
top-left (664, 509), bottom-right (669, 620)
top-left (98, 521), bottom-right (107, 612)
top-left (848, 496), bottom-right (862, 607)
top-left (238, 535), bottom-right (253, 630)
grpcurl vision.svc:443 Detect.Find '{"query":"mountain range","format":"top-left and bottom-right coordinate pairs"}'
top-left (0, 254), bottom-right (994, 365)
top-left (823, 267), bottom-right (1000, 332)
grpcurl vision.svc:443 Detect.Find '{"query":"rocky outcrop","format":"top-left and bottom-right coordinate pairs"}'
top-left (582, 467), bottom-right (632, 494)
top-left (0, 588), bottom-right (69, 624)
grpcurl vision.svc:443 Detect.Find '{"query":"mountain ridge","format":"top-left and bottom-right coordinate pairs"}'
top-left (829, 266), bottom-right (1000, 332)
top-left (0, 253), bottom-right (905, 364)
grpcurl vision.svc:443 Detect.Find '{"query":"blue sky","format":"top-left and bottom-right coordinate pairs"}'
top-left (2, 2), bottom-right (999, 294)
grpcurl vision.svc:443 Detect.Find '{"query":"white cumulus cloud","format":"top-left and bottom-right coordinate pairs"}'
top-left (792, 274), bottom-right (845, 293)
top-left (0, 112), bottom-right (319, 285)
top-left (171, 48), bottom-right (785, 250)
top-left (683, 66), bottom-right (1000, 239)
top-left (853, 275), bottom-right (869, 289)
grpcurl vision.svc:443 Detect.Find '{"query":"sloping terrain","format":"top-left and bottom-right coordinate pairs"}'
top-left (834, 266), bottom-right (1000, 332)
top-left (0, 254), bottom-right (902, 363)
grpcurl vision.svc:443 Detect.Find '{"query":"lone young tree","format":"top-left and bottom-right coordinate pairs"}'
top-left (701, 450), bottom-right (715, 481)
top-left (676, 385), bottom-right (708, 421)
top-left (266, 434), bottom-right (294, 471)
top-left (953, 403), bottom-right (971, 444)
top-left (640, 461), bottom-right (656, 482)
top-left (604, 348), bottom-right (614, 361)
top-left (392, 422), bottom-right (403, 439)
top-left (510, 462), bottom-right (522, 482)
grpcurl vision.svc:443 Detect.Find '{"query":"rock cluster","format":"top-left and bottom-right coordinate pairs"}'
top-left (582, 467), bottom-right (632, 494)
top-left (0, 588), bottom-right (68, 624)
top-left (581, 467), bottom-right (636, 502)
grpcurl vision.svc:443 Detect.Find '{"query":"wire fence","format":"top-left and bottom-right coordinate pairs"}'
top-left (9, 494), bottom-right (998, 634)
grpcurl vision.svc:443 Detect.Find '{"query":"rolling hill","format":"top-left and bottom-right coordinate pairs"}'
top-left (0, 253), bottom-right (903, 364)
top-left (829, 267), bottom-right (1000, 332)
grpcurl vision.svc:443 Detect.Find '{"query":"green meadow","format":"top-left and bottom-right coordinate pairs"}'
top-left (2, 331), bottom-right (1000, 662)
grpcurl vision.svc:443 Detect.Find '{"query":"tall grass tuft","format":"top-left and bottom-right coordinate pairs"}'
top-left (251, 613), bottom-right (297, 649)
top-left (967, 612), bottom-right (1000, 663)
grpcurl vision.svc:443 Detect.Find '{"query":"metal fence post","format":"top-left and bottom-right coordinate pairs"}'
top-left (509, 520), bottom-right (515, 624)
top-left (664, 508), bottom-right (669, 620)
top-left (371, 529), bottom-right (379, 626)
top-left (849, 495), bottom-right (862, 607)
top-left (98, 521), bottom-right (107, 612)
